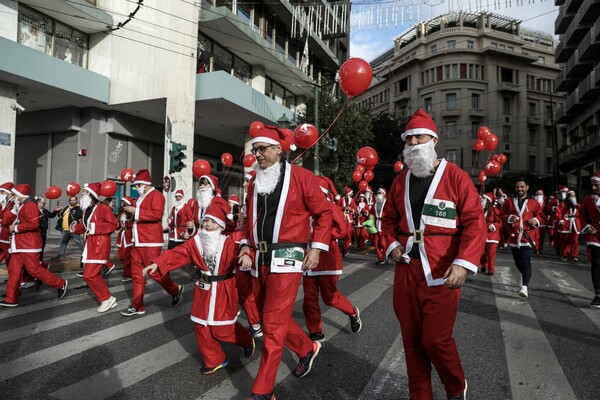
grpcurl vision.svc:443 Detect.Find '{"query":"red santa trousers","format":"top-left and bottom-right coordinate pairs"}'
top-left (393, 260), bottom-right (465, 400)
top-left (236, 270), bottom-right (260, 325)
top-left (355, 227), bottom-right (369, 251)
top-left (131, 246), bottom-right (180, 311)
top-left (194, 321), bottom-right (253, 369)
top-left (0, 242), bottom-right (9, 266)
top-left (83, 263), bottom-right (111, 302)
top-left (559, 232), bottom-right (579, 258)
top-left (538, 226), bottom-right (547, 252)
top-left (251, 265), bottom-right (313, 395)
top-left (373, 232), bottom-right (387, 262)
top-left (118, 246), bottom-right (132, 278)
top-left (5, 252), bottom-right (65, 304)
top-left (342, 223), bottom-right (353, 254)
top-left (480, 243), bottom-right (498, 274)
top-left (302, 275), bottom-right (355, 334)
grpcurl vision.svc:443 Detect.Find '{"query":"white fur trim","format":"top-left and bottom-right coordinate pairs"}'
top-left (250, 137), bottom-right (279, 146)
top-left (205, 214), bottom-right (226, 229)
top-left (401, 127), bottom-right (438, 141)
top-left (452, 259), bottom-right (478, 274)
top-left (133, 180), bottom-right (152, 185)
top-left (11, 188), bottom-right (27, 198)
top-left (85, 187), bottom-right (100, 200)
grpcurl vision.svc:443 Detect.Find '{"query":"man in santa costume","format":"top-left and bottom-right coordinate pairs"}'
top-left (480, 193), bottom-right (502, 276)
top-left (0, 182), bottom-right (15, 267)
top-left (237, 125), bottom-right (333, 400)
top-left (354, 192), bottom-right (371, 251)
top-left (70, 183), bottom-right (119, 312)
top-left (555, 190), bottom-right (581, 262)
top-left (365, 186), bottom-right (374, 207)
top-left (188, 174), bottom-right (232, 234)
top-left (302, 175), bottom-right (361, 343)
top-left (382, 109), bottom-right (485, 400)
top-left (116, 196), bottom-right (135, 282)
top-left (168, 189), bottom-right (193, 249)
top-left (0, 184), bottom-right (68, 307)
top-left (337, 186), bottom-right (356, 255)
top-left (143, 201), bottom-right (255, 375)
top-left (545, 194), bottom-right (559, 252)
top-left (552, 186), bottom-right (570, 255)
top-left (371, 188), bottom-right (388, 264)
top-left (534, 190), bottom-right (549, 254)
top-left (120, 169), bottom-right (183, 316)
top-left (500, 178), bottom-right (543, 299)
top-left (580, 173), bottom-right (600, 307)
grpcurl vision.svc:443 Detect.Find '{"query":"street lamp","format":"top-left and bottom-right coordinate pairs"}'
top-left (277, 113), bottom-right (292, 129)
top-left (537, 77), bottom-right (560, 190)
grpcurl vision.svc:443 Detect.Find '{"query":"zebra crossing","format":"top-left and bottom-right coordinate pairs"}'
top-left (0, 251), bottom-right (599, 399)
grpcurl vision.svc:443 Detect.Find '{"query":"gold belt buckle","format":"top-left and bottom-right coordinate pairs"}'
top-left (414, 230), bottom-right (424, 244)
top-left (258, 241), bottom-right (268, 254)
top-left (517, 227), bottom-right (523, 234)
top-left (198, 273), bottom-right (209, 283)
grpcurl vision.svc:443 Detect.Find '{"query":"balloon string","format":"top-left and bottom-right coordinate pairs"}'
top-left (292, 97), bottom-right (350, 165)
top-left (220, 150), bottom-right (246, 193)
top-left (471, 151), bottom-right (479, 176)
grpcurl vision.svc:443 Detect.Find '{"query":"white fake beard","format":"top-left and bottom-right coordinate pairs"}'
top-left (558, 192), bottom-right (567, 200)
top-left (199, 228), bottom-right (222, 260)
top-left (119, 213), bottom-right (127, 224)
top-left (174, 200), bottom-right (184, 210)
top-left (196, 188), bottom-right (213, 209)
top-left (376, 194), bottom-right (384, 203)
top-left (254, 162), bottom-right (281, 195)
top-left (137, 186), bottom-right (146, 197)
top-left (358, 202), bottom-right (365, 212)
top-left (80, 194), bottom-right (92, 211)
top-left (0, 194), bottom-right (6, 207)
top-left (403, 140), bottom-right (438, 178)
top-left (535, 195), bottom-right (544, 204)
top-left (568, 198), bottom-right (578, 207)
top-left (13, 198), bottom-right (20, 208)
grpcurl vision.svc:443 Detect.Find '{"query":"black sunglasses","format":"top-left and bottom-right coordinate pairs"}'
top-left (251, 145), bottom-right (276, 155)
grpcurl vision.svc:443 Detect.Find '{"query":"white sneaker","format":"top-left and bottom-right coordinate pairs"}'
top-left (121, 277), bottom-right (132, 283)
top-left (97, 296), bottom-right (117, 313)
top-left (519, 286), bottom-right (528, 298)
top-left (20, 282), bottom-right (36, 289)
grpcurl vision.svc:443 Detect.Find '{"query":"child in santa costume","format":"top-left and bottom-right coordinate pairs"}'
top-left (337, 186), bottom-right (356, 255)
top-left (382, 109), bottom-right (485, 400)
top-left (302, 176), bottom-right (362, 342)
top-left (1, 184), bottom-right (68, 307)
top-left (480, 193), bottom-right (502, 275)
top-left (555, 190), bottom-right (581, 262)
top-left (168, 189), bottom-right (193, 249)
top-left (143, 200), bottom-right (255, 375)
top-left (116, 197), bottom-right (135, 282)
top-left (580, 173), bottom-right (600, 307)
top-left (70, 183), bottom-right (119, 312)
top-left (354, 192), bottom-right (371, 251)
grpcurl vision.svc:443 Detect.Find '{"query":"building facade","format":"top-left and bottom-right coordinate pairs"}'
top-left (0, 0), bottom-right (349, 218)
top-left (357, 11), bottom-right (564, 185)
top-left (555, 0), bottom-right (600, 193)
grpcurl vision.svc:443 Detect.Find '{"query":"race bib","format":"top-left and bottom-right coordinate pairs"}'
top-left (271, 247), bottom-right (305, 273)
top-left (421, 198), bottom-right (457, 229)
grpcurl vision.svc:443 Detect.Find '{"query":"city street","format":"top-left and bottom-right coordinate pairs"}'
top-left (1, 245), bottom-right (599, 399)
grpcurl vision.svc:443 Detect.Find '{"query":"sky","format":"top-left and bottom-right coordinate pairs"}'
top-left (349, 1), bottom-right (560, 61)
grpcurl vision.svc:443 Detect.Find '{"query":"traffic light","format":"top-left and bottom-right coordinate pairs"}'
top-left (169, 142), bottom-right (187, 174)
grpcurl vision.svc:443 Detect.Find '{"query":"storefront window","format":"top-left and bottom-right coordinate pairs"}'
top-left (213, 42), bottom-right (232, 73)
top-left (233, 56), bottom-right (251, 84)
top-left (197, 32), bottom-right (212, 73)
top-left (18, 7), bottom-right (53, 55)
top-left (54, 23), bottom-right (88, 67)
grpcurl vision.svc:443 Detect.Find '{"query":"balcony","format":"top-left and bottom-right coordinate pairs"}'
top-left (564, 10), bottom-right (592, 47)
top-left (595, 64), bottom-right (600, 86)
top-left (555, 6), bottom-right (575, 35)
top-left (579, 25), bottom-right (600, 61)
top-left (497, 82), bottom-right (521, 93)
top-left (555, 104), bottom-right (576, 124)
top-left (566, 0), bottom-right (585, 14)
top-left (579, 0), bottom-right (600, 24)
top-left (559, 129), bottom-right (600, 172)
top-left (393, 91), bottom-right (411, 102)
top-left (565, 88), bottom-right (588, 115)
top-left (556, 69), bottom-right (579, 92)
top-left (555, 40), bottom-right (577, 63)
top-left (579, 70), bottom-right (600, 102)
top-left (469, 109), bottom-right (486, 118)
top-left (565, 49), bottom-right (594, 80)
top-left (527, 115), bottom-right (541, 125)
top-left (556, 0), bottom-right (566, 5)
top-left (441, 108), bottom-right (461, 118)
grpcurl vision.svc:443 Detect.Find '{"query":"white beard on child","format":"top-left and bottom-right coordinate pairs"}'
top-left (199, 228), bottom-right (222, 260)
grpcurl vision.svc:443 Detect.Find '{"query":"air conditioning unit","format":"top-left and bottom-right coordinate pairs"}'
top-left (504, 143), bottom-right (511, 152)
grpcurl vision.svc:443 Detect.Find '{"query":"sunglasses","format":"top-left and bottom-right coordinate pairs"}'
top-left (250, 145), bottom-right (275, 155)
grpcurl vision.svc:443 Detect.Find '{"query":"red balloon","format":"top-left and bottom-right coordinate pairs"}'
top-left (484, 133), bottom-right (499, 151)
top-left (496, 153), bottom-right (507, 165)
top-left (355, 165), bottom-right (366, 174)
top-left (192, 159), bottom-right (211, 179)
top-left (473, 139), bottom-right (485, 152)
top-left (357, 180), bottom-right (368, 192)
top-left (356, 146), bottom-right (379, 169)
top-left (339, 58), bottom-right (373, 97)
top-left (100, 180), bottom-right (117, 197)
top-left (352, 170), bottom-right (363, 183)
top-left (243, 154), bottom-right (256, 168)
top-left (249, 121), bottom-right (264, 137)
top-left (45, 186), bottom-right (62, 200)
top-left (484, 160), bottom-right (501, 176)
top-left (66, 182), bottom-right (81, 196)
top-left (121, 168), bottom-right (135, 182)
top-left (478, 171), bottom-right (487, 183)
top-left (294, 123), bottom-right (319, 149)
top-left (477, 126), bottom-right (491, 140)
top-left (363, 170), bottom-right (375, 182)
top-left (394, 161), bottom-right (404, 173)
top-left (220, 153), bottom-right (233, 167)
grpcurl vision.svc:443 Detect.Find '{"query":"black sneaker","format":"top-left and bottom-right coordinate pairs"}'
top-left (447, 379), bottom-right (467, 400)
top-left (57, 280), bottom-right (68, 299)
top-left (104, 264), bottom-right (116, 275)
top-left (120, 306), bottom-right (145, 316)
top-left (292, 341), bottom-right (321, 378)
top-left (200, 359), bottom-right (228, 375)
top-left (249, 324), bottom-right (263, 337)
top-left (591, 296), bottom-right (600, 308)
top-left (349, 306), bottom-right (362, 333)
top-left (0, 300), bottom-right (18, 307)
top-left (172, 284), bottom-right (184, 306)
top-left (244, 337), bottom-right (256, 358)
top-left (309, 332), bottom-right (325, 342)
top-left (76, 271), bottom-right (84, 278)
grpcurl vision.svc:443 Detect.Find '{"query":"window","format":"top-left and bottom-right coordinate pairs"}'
top-left (507, 46), bottom-right (514, 51)
top-left (546, 157), bottom-right (552, 173)
top-left (528, 102), bottom-right (536, 117)
top-left (472, 122), bottom-right (480, 139)
top-left (529, 155), bottom-right (536, 171)
top-left (197, 33), bottom-right (212, 73)
top-left (213, 42), bottom-right (232, 72)
top-left (446, 121), bottom-right (457, 138)
top-left (447, 40), bottom-right (456, 49)
top-left (546, 127), bottom-right (553, 148)
top-left (538, 56), bottom-right (545, 64)
top-left (491, 42), bottom-right (498, 48)
top-left (546, 104), bottom-right (553, 122)
top-left (527, 75), bottom-right (536, 90)
top-left (503, 98), bottom-right (512, 115)
top-left (467, 40), bottom-right (474, 49)
top-left (468, 64), bottom-right (481, 80)
top-left (529, 128), bottom-right (538, 145)
top-left (446, 93), bottom-right (457, 109)
top-left (233, 56), bottom-right (251, 84)
top-left (503, 125), bottom-right (511, 142)
top-left (499, 44), bottom-right (506, 50)
top-left (499, 67), bottom-right (515, 83)
top-left (424, 97), bottom-right (433, 113)
top-left (471, 94), bottom-right (480, 109)
top-left (431, 44), bottom-right (437, 54)
top-left (446, 150), bottom-right (457, 164)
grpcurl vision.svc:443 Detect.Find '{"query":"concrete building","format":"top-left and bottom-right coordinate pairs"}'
top-left (357, 11), bottom-right (564, 185)
top-left (0, 0), bottom-right (349, 217)
top-left (554, 0), bottom-right (600, 192)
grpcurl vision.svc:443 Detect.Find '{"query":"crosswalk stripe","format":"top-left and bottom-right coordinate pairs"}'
top-left (492, 265), bottom-right (577, 399)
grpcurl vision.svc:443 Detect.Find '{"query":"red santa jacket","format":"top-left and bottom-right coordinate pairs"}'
top-left (370, 199), bottom-right (386, 233)
top-left (306, 202), bottom-right (348, 276)
top-left (580, 195), bottom-right (600, 247)
top-left (153, 231), bottom-right (245, 326)
top-left (484, 205), bottom-right (502, 243)
top-left (338, 195), bottom-right (357, 224)
top-left (545, 197), bottom-right (560, 228)
top-left (500, 197), bottom-right (543, 247)
top-left (382, 159), bottom-right (486, 286)
top-left (10, 199), bottom-right (42, 253)
top-left (0, 200), bottom-right (16, 244)
top-left (168, 202), bottom-right (193, 242)
top-left (72, 203), bottom-right (118, 264)
top-left (536, 199), bottom-right (549, 228)
top-left (242, 162), bottom-right (333, 276)
top-left (116, 210), bottom-right (134, 248)
top-left (355, 201), bottom-right (370, 228)
top-left (555, 201), bottom-right (581, 234)
top-left (133, 188), bottom-right (165, 247)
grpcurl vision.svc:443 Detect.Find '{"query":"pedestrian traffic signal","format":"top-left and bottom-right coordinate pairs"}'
top-left (169, 142), bottom-right (187, 174)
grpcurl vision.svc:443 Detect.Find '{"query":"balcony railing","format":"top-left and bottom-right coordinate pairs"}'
top-left (559, 129), bottom-right (600, 164)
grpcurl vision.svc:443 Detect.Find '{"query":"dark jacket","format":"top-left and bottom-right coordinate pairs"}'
top-left (39, 208), bottom-right (58, 234)
top-left (55, 205), bottom-right (83, 232)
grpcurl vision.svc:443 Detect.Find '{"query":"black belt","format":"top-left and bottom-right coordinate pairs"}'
top-left (196, 271), bottom-right (235, 282)
top-left (256, 241), bottom-right (306, 254)
top-left (399, 230), bottom-right (456, 244)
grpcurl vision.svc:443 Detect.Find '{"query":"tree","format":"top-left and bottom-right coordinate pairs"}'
top-left (368, 113), bottom-right (406, 191)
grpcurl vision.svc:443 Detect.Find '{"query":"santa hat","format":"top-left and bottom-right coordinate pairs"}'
top-left (591, 173), bottom-right (600, 182)
top-left (557, 186), bottom-right (569, 192)
top-left (199, 174), bottom-right (219, 191)
top-left (228, 194), bottom-right (240, 205)
top-left (365, 186), bottom-right (373, 193)
top-left (11, 184), bottom-right (31, 198)
top-left (357, 192), bottom-right (366, 198)
top-left (482, 192), bottom-right (495, 203)
top-left (84, 183), bottom-right (101, 200)
top-left (0, 182), bottom-right (14, 194)
top-left (250, 124), bottom-right (296, 151)
top-left (204, 199), bottom-right (232, 229)
top-left (344, 186), bottom-right (353, 195)
top-left (121, 196), bottom-right (134, 206)
top-left (244, 170), bottom-right (256, 181)
top-left (174, 189), bottom-right (184, 198)
top-left (401, 109), bottom-right (438, 141)
top-left (567, 190), bottom-right (576, 197)
top-left (133, 169), bottom-right (152, 185)
top-left (535, 189), bottom-right (544, 196)
top-left (378, 188), bottom-right (387, 195)
top-left (316, 176), bottom-right (337, 201)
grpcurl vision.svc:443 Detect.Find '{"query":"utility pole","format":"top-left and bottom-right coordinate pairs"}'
top-left (314, 85), bottom-right (320, 175)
